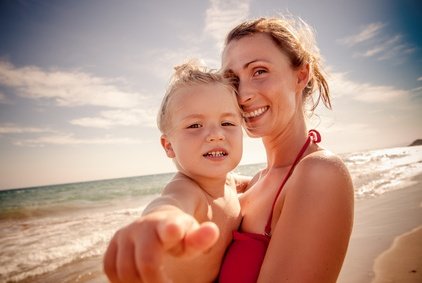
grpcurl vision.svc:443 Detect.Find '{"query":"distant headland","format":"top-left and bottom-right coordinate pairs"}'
top-left (408, 139), bottom-right (422, 146)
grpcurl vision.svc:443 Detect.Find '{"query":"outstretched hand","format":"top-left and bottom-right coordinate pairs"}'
top-left (103, 211), bottom-right (219, 283)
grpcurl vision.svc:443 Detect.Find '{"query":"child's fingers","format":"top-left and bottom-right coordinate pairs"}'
top-left (103, 238), bottom-right (121, 283)
top-left (135, 229), bottom-right (172, 283)
top-left (181, 221), bottom-right (220, 258)
top-left (115, 237), bottom-right (141, 283)
top-left (156, 215), bottom-right (219, 258)
top-left (156, 214), bottom-right (197, 251)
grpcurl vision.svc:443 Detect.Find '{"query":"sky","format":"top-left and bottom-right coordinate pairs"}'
top-left (0, 0), bottom-right (421, 190)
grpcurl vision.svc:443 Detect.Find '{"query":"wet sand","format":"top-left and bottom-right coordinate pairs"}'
top-left (338, 174), bottom-right (422, 283)
top-left (372, 226), bottom-right (422, 283)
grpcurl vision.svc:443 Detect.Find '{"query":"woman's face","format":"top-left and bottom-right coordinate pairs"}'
top-left (222, 33), bottom-right (306, 138)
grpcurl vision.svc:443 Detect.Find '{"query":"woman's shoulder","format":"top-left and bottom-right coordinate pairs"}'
top-left (301, 148), bottom-right (349, 175)
top-left (290, 148), bottom-right (354, 198)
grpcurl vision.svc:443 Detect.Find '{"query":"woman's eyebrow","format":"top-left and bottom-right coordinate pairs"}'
top-left (243, 59), bottom-right (259, 69)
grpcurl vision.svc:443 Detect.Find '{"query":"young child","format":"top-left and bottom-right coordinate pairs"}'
top-left (103, 60), bottom-right (246, 283)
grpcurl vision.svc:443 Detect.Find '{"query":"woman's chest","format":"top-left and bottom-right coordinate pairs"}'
top-left (240, 170), bottom-right (288, 233)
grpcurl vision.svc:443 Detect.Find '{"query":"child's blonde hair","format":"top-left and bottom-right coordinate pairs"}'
top-left (157, 60), bottom-right (238, 134)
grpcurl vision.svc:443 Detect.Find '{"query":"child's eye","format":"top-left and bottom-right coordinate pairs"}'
top-left (222, 121), bottom-right (236, 126)
top-left (187, 123), bottom-right (202, 129)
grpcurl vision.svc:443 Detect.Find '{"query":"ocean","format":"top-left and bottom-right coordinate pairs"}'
top-left (1, 145), bottom-right (421, 283)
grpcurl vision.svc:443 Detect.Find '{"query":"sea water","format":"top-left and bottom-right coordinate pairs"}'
top-left (0, 145), bottom-right (421, 282)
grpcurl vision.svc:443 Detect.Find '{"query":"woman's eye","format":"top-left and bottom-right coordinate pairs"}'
top-left (222, 121), bottom-right (236, 126)
top-left (254, 69), bottom-right (266, 76)
top-left (187, 123), bottom-right (202, 129)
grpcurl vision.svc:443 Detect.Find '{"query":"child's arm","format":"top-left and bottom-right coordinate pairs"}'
top-left (231, 172), bottom-right (253, 193)
top-left (103, 178), bottom-right (219, 283)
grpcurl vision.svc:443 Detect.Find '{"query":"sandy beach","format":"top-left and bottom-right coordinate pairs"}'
top-left (338, 174), bottom-right (422, 283)
top-left (372, 226), bottom-right (422, 283)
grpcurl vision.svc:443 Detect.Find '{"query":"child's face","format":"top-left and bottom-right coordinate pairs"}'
top-left (162, 83), bottom-right (243, 180)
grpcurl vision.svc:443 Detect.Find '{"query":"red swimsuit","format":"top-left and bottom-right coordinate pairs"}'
top-left (218, 130), bottom-right (321, 283)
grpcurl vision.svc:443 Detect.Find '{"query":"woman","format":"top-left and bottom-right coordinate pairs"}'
top-left (218, 16), bottom-right (354, 283)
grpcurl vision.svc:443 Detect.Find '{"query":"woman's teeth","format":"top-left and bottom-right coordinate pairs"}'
top-left (242, 106), bottom-right (268, 118)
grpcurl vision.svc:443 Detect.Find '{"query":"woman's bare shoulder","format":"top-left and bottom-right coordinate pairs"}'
top-left (288, 148), bottom-right (354, 201)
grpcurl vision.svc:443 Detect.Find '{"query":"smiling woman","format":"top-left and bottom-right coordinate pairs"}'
top-left (217, 16), bottom-right (354, 283)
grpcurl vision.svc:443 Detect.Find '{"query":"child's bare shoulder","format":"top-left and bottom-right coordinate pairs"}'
top-left (163, 173), bottom-right (203, 195)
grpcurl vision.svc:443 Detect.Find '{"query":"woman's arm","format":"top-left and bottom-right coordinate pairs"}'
top-left (257, 152), bottom-right (354, 283)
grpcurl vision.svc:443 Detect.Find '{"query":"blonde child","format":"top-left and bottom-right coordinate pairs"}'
top-left (103, 61), bottom-right (246, 283)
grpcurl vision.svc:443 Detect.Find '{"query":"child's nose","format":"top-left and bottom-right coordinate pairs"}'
top-left (206, 128), bottom-right (225, 142)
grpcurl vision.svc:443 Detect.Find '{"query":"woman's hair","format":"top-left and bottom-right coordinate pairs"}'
top-left (225, 16), bottom-right (331, 111)
top-left (157, 59), bottom-right (237, 134)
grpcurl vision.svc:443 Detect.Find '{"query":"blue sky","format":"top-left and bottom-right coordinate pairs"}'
top-left (0, 0), bottom-right (421, 190)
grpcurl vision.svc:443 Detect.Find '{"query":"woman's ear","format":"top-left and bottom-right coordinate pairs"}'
top-left (297, 63), bottom-right (310, 88)
top-left (160, 135), bottom-right (175, 158)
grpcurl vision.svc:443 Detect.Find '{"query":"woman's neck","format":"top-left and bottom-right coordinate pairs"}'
top-left (262, 117), bottom-right (308, 169)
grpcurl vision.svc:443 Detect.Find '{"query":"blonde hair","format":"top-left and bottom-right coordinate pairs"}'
top-left (157, 60), bottom-right (237, 134)
top-left (225, 16), bottom-right (331, 111)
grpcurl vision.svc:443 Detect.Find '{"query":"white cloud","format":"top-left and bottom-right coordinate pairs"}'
top-left (418, 77), bottom-right (422, 81)
top-left (204, 0), bottom-right (250, 49)
top-left (338, 22), bottom-right (384, 46)
top-left (0, 60), bottom-right (144, 108)
top-left (339, 24), bottom-right (415, 63)
top-left (411, 86), bottom-right (422, 93)
top-left (13, 133), bottom-right (142, 147)
top-left (0, 124), bottom-right (55, 134)
top-left (355, 35), bottom-right (415, 61)
top-left (142, 47), bottom-right (205, 81)
top-left (329, 71), bottom-right (410, 103)
top-left (360, 46), bottom-right (385, 58)
top-left (70, 109), bottom-right (157, 129)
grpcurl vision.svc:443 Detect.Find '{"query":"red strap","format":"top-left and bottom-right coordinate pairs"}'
top-left (264, 130), bottom-right (321, 236)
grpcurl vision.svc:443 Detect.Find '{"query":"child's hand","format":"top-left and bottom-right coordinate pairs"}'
top-left (103, 212), bottom-right (219, 283)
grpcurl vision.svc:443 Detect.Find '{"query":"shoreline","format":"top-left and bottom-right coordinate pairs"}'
top-left (372, 226), bottom-right (422, 283)
top-left (338, 174), bottom-right (422, 283)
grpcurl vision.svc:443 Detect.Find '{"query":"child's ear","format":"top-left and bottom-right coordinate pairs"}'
top-left (160, 135), bottom-right (175, 158)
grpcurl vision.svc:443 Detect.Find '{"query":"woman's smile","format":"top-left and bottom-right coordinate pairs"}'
top-left (242, 106), bottom-right (269, 119)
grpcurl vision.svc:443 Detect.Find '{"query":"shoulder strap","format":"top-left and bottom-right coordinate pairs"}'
top-left (264, 130), bottom-right (321, 236)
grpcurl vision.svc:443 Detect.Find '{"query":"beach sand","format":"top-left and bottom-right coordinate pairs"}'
top-left (338, 174), bottom-right (422, 283)
top-left (372, 226), bottom-right (422, 283)
top-left (16, 175), bottom-right (422, 283)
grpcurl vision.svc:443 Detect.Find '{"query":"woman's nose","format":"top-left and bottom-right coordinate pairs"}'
top-left (237, 82), bottom-right (254, 104)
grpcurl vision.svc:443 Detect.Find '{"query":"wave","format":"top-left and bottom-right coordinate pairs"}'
top-left (0, 204), bottom-right (147, 282)
top-left (343, 145), bottom-right (422, 198)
